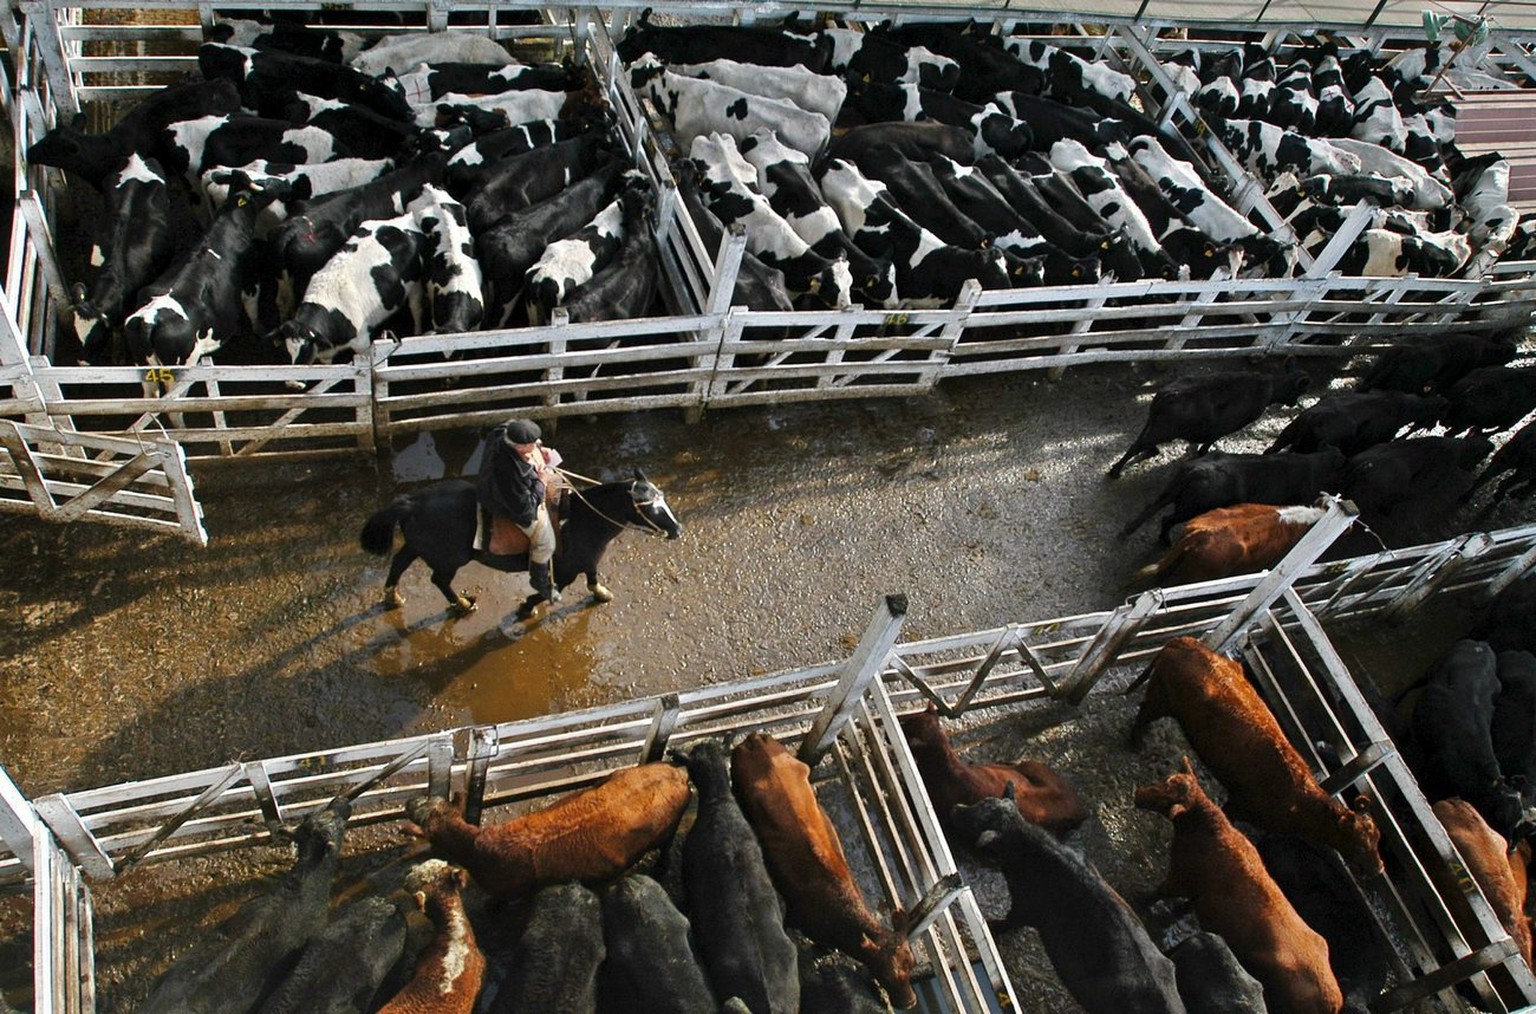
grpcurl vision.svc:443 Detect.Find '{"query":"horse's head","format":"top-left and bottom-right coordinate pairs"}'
top-left (629, 469), bottom-right (681, 540)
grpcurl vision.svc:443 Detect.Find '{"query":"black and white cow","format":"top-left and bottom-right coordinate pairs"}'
top-left (462, 131), bottom-right (611, 234)
top-left (824, 120), bottom-right (974, 167)
top-left (1311, 52), bottom-right (1357, 135)
top-left (660, 56), bottom-right (847, 124)
top-left (386, 60), bottom-right (585, 104)
top-left (208, 19), bottom-right (364, 64)
top-left (350, 30), bottom-right (515, 78)
top-left (198, 42), bottom-right (412, 122)
top-left (990, 91), bottom-right (1134, 150)
top-left (476, 159), bottom-right (628, 326)
top-left (27, 78), bottom-right (242, 189)
top-left (1003, 37), bottom-right (1136, 105)
top-left (411, 183), bottom-right (482, 335)
top-left (737, 129), bottom-right (897, 307)
top-left (675, 159), bottom-right (796, 315)
top-left (1216, 118), bottom-right (1361, 177)
top-left (640, 67), bottom-right (832, 159)
top-left (159, 112), bottom-right (348, 187)
top-left (199, 155), bottom-right (393, 235)
top-left (1350, 77), bottom-right (1408, 153)
top-left (875, 22), bottom-right (1044, 104)
top-left (278, 196), bottom-right (431, 366)
top-left (1047, 140), bottom-right (1175, 278)
top-left (840, 142), bottom-right (990, 249)
top-left (1334, 228), bottom-right (1470, 277)
top-left (1326, 137), bottom-right (1452, 210)
top-left (414, 86), bottom-right (571, 130)
top-left (444, 117), bottom-right (605, 196)
top-left (818, 157), bottom-right (1013, 305)
top-left (691, 132), bottom-right (853, 308)
top-left (278, 91), bottom-right (418, 159)
top-left (616, 11), bottom-right (834, 72)
top-left (1267, 59), bottom-right (1320, 134)
top-left (978, 156), bottom-right (1146, 281)
top-left (122, 175), bottom-right (292, 369)
top-left (826, 29), bottom-right (959, 91)
top-left (556, 189), bottom-right (660, 324)
top-left (71, 153), bottom-right (178, 365)
top-left (525, 183), bottom-right (637, 324)
top-left (844, 81), bottom-right (1032, 160)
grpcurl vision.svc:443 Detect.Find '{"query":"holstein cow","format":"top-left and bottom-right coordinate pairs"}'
top-left (139, 800), bottom-right (351, 1014)
top-left (462, 131), bottom-right (611, 235)
top-left (1311, 53), bottom-right (1357, 134)
top-left (1443, 365), bottom-right (1536, 436)
top-left (1004, 37), bottom-right (1136, 106)
top-left (730, 732), bottom-right (917, 1009)
top-left (1216, 118), bottom-right (1362, 178)
top-left (1266, 390), bottom-right (1448, 457)
top-left (413, 87), bottom-right (570, 131)
top-left (1101, 153), bottom-right (1235, 280)
top-left (900, 703), bottom-right (1088, 834)
top-left (844, 80), bottom-right (1033, 160)
top-left (70, 153), bottom-right (177, 365)
top-left (277, 91), bottom-right (418, 158)
top-left (949, 791), bottom-right (1188, 1014)
top-left (409, 183), bottom-right (483, 336)
top-left (375, 860), bottom-right (485, 1014)
top-left (1432, 798), bottom-right (1533, 968)
top-left (1108, 364), bottom-right (1312, 478)
top-left (27, 77), bottom-right (242, 189)
top-left (256, 895), bottom-right (407, 1014)
top-left (677, 740), bottom-right (799, 1014)
top-left (1268, 59), bottom-right (1320, 134)
top-left (209, 18), bottom-right (365, 64)
top-left (661, 55), bottom-right (847, 124)
top-left (1120, 448), bottom-right (1348, 545)
top-left (122, 175), bottom-right (293, 371)
top-left (818, 157), bottom-right (1013, 305)
top-left (158, 111), bottom-right (349, 188)
top-left (488, 883), bottom-right (604, 1014)
top-left (616, 11), bottom-right (835, 72)
top-left (691, 132), bottom-right (853, 308)
top-left (840, 142), bottom-right (991, 250)
top-left (198, 41), bottom-right (412, 122)
top-left (737, 128), bottom-right (897, 307)
top-left (1333, 227), bottom-right (1470, 278)
top-left (599, 875), bottom-right (718, 1014)
top-left (554, 188), bottom-right (660, 324)
top-left (875, 22), bottom-right (1045, 104)
top-left (1048, 140), bottom-right (1176, 279)
top-left (200, 156), bottom-right (394, 236)
top-left (1135, 760), bottom-right (1346, 1014)
top-left (641, 67), bottom-right (832, 159)
top-left (1168, 932), bottom-right (1268, 1014)
top-left (823, 120), bottom-right (974, 166)
top-left (403, 762), bottom-right (690, 899)
top-left (1027, 164), bottom-right (1177, 278)
top-left (1344, 435), bottom-right (1492, 516)
top-left (823, 28), bottom-right (960, 91)
top-left (444, 116), bottom-right (603, 195)
top-left (674, 159), bottom-right (795, 314)
top-left (350, 30), bottom-right (516, 77)
top-left (1408, 639), bottom-right (1531, 843)
top-left (1349, 77), bottom-right (1408, 153)
top-left (476, 158), bottom-right (627, 325)
top-left (1128, 636), bottom-right (1382, 874)
top-left (1463, 417), bottom-right (1536, 505)
top-left (277, 196), bottom-right (431, 367)
top-left (1134, 501), bottom-right (1329, 587)
top-left (1326, 137), bottom-right (1452, 210)
top-left (978, 156), bottom-right (1146, 281)
top-left (524, 185), bottom-right (635, 324)
top-left (387, 59), bottom-right (585, 103)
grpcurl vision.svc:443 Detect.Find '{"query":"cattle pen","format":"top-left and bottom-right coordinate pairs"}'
top-left (0, 2), bottom-right (1534, 545)
top-left (4, 503), bottom-right (1536, 1011)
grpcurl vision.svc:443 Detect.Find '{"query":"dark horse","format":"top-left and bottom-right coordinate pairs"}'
top-left (359, 471), bottom-right (681, 619)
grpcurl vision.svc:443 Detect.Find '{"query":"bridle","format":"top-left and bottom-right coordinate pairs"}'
top-left (558, 468), bottom-right (674, 538)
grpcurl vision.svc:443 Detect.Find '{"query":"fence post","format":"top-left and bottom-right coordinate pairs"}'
top-left (1486, 541), bottom-right (1536, 599)
top-left (1382, 532), bottom-right (1494, 623)
top-left (19, 1), bottom-right (78, 118)
top-left (642, 694), bottom-right (682, 763)
top-left (1204, 495), bottom-right (1359, 654)
top-left (798, 595), bottom-right (908, 766)
top-left (1057, 589), bottom-right (1163, 703)
top-left (0, 764), bottom-right (35, 874)
top-left (462, 725), bottom-right (499, 826)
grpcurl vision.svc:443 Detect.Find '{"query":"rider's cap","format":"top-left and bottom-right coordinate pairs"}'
top-left (503, 419), bottom-right (541, 446)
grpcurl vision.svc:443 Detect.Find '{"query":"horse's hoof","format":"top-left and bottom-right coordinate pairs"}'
top-left (451, 595), bottom-right (478, 616)
top-left (591, 585), bottom-right (614, 604)
top-left (383, 590), bottom-right (404, 610)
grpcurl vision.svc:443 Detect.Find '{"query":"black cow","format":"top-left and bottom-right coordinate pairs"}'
top-left (843, 143), bottom-right (989, 249)
top-left (1463, 417), bottom-right (1536, 504)
top-left (1119, 448), bottom-right (1349, 544)
top-left (198, 41), bottom-right (411, 122)
top-left (1266, 390), bottom-right (1448, 456)
top-left (28, 78), bottom-right (242, 189)
top-left (949, 791), bottom-right (1186, 1014)
top-left (123, 175), bottom-right (294, 369)
top-left (616, 10), bottom-right (833, 72)
top-left (488, 883), bottom-right (605, 1014)
top-left (477, 157), bottom-right (626, 326)
top-left (1357, 331), bottom-right (1520, 395)
top-left (556, 190), bottom-right (658, 324)
top-left (1109, 365), bottom-right (1312, 478)
top-left (1168, 932), bottom-right (1268, 1014)
top-left (1472, 572), bottom-right (1536, 655)
top-left (823, 120), bottom-right (973, 168)
top-left (679, 740), bottom-right (799, 1014)
top-left (463, 131), bottom-right (610, 235)
top-left (1409, 639), bottom-right (1531, 843)
top-left (140, 801), bottom-right (350, 1014)
top-left (599, 875), bottom-right (717, 1014)
top-left (1443, 365), bottom-right (1536, 436)
top-left (1493, 650), bottom-right (1536, 806)
top-left (1344, 435), bottom-right (1492, 515)
top-left (70, 153), bottom-right (177, 365)
top-left (255, 895), bottom-right (407, 1014)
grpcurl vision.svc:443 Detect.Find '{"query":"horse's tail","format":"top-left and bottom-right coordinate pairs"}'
top-left (359, 496), bottom-right (414, 556)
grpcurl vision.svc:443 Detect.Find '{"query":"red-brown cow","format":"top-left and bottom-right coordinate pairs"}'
top-left (1129, 636), bottom-right (1382, 875)
top-left (404, 762), bottom-right (690, 899)
top-left (900, 703), bottom-right (1088, 835)
top-left (1432, 798), bottom-right (1533, 969)
top-left (1136, 503), bottom-right (1327, 586)
top-left (1136, 758), bottom-right (1344, 1014)
top-left (730, 732), bottom-right (917, 1009)
top-left (376, 860), bottom-right (485, 1014)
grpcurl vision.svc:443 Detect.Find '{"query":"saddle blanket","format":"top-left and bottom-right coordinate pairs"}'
top-left (474, 512), bottom-right (531, 556)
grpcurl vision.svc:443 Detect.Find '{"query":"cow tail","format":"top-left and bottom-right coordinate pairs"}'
top-left (359, 496), bottom-right (414, 555)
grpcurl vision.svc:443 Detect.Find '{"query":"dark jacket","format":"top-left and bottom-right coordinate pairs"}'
top-left (477, 426), bottom-right (543, 526)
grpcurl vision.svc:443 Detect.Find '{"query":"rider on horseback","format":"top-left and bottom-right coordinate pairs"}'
top-left (477, 418), bottom-right (567, 602)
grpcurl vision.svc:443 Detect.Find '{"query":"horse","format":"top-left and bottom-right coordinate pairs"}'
top-left (359, 470), bottom-right (681, 620)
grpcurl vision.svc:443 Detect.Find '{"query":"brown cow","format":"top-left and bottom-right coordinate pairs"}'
top-left (376, 859), bottom-right (485, 1014)
top-left (900, 703), bottom-right (1088, 835)
top-left (1129, 636), bottom-right (1382, 875)
top-left (1136, 758), bottom-right (1344, 1014)
top-left (1432, 798), bottom-right (1533, 969)
top-left (730, 732), bottom-right (918, 1009)
top-left (403, 762), bottom-right (690, 899)
top-left (1135, 502), bottom-right (1327, 586)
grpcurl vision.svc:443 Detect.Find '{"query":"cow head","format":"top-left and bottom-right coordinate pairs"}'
top-left (1132, 756), bottom-right (1206, 818)
top-left (278, 319), bottom-right (321, 365)
top-left (1273, 361), bottom-right (1313, 405)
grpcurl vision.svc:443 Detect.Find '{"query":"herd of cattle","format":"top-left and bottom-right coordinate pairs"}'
top-left (620, 11), bottom-right (1532, 314)
top-left (33, 23), bottom-right (662, 371)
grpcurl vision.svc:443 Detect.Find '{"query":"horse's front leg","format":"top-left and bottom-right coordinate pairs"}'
top-left (429, 568), bottom-right (477, 616)
top-left (586, 570), bottom-right (614, 604)
top-left (382, 546), bottom-right (420, 609)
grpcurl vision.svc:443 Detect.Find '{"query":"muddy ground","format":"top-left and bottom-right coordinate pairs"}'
top-left (2, 361), bottom-right (1533, 1010)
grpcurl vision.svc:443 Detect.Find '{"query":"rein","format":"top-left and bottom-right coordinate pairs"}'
top-left (556, 468), bottom-right (671, 539)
